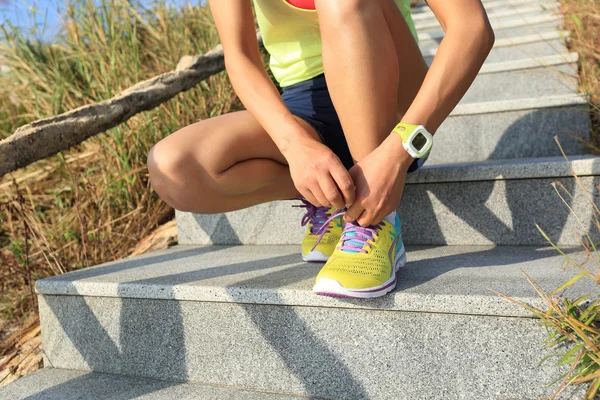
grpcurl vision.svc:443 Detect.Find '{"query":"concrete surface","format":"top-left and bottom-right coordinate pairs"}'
top-left (412, 0), bottom-right (557, 17)
top-left (37, 289), bottom-right (589, 399)
top-left (418, 16), bottom-right (561, 43)
top-left (419, 29), bottom-right (568, 55)
top-left (429, 103), bottom-right (589, 164)
top-left (461, 62), bottom-right (577, 104)
top-left (415, 6), bottom-right (559, 32)
top-left (0, 368), bottom-right (306, 400)
top-left (413, 3), bottom-right (559, 25)
top-left (176, 156), bottom-right (600, 246)
top-left (36, 244), bottom-right (598, 317)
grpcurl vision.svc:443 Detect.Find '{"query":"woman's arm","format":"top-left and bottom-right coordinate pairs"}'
top-left (208, 0), bottom-right (354, 208)
top-left (208, 0), bottom-right (304, 152)
top-left (400, 0), bottom-right (495, 132)
top-left (345, 0), bottom-right (495, 225)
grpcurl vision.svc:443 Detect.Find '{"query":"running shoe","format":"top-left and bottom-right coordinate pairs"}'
top-left (295, 198), bottom-right (343, 262)
top-left (312, 211), bottom-right (406, 298)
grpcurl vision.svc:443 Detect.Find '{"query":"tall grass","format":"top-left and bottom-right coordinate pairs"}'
top-left (0, 0), bottom-right (243, 330)
top-left (560, 0), bottom-right (600, 150)
top-left (514, 2), bottom-right (600, 397)
top-left (499, 140), bottom-right (600, 399)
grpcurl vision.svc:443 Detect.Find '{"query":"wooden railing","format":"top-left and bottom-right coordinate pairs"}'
top-left (0, 34), bottom-right (262, 177)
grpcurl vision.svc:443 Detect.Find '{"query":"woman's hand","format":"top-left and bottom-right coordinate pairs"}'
top-left (344, 133), bottom-right (413, 226)
top-left (283, 135), bottom-right (355, 210)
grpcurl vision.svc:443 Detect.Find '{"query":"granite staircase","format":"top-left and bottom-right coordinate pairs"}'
top-left (3, 0), bottom-right (598, 399)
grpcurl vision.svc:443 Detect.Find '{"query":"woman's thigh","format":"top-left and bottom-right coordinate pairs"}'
top-left (168, 110), bottom-right (287, 173)
top-left (148, 110), bottom-right (317, 213)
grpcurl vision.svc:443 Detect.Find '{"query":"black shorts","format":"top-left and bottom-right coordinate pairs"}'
top-left (281, 73), bottom-right (425, 172)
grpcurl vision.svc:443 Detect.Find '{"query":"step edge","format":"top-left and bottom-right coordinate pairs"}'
top-left (420, 30), bottom-right (570, 58)
top-left (478, 52), bottom-right (578, 74)
top-left (413, 3), bottom-right (559, 23)
top-left (35, 278), bottom-right (545, 318)
top-left (414, 6), bottom-right (560, 31)
top-left (1, 368), bottom-right (312, 399)
top-left (451, 93), bottom-right (588, 116)
top-left (418, 14), bottom-right (562, 42)
top-left (412, 0), bottom-right (558, 13)
top-left (407, 156), bottom-right (600, 184)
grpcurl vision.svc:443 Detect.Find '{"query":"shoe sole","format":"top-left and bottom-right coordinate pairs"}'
top-left (302, 251), bottom-right (330, 263)
top-left (312, 247), bottom-right (407, 299)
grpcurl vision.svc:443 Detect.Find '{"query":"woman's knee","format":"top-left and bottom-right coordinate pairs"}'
top-left (147, 140), bottom-right (200, 212)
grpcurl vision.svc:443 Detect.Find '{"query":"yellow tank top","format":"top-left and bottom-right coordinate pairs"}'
top-left (252, 0), bottom-right (418, 88)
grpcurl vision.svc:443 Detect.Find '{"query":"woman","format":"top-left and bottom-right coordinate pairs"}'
top-left (147, 0), bottom-right (494, 298)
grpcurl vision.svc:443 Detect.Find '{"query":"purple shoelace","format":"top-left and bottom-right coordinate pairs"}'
top-left (293, 197), bottom-right (334, 235)
top-left (311, 210), bottom-right (384, 254)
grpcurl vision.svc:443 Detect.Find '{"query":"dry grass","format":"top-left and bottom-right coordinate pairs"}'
top-left (0, 315), bottom-right (42, 387)
top-left (498, 139), bottom-right (600, 399)
top-left (560, 0), bottom-right (600, 149)
top-left (0, 0), bottom-right (243, 348)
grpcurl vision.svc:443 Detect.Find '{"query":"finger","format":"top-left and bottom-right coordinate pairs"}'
top-left (345, 201), bottom-right (364, 223)
top-left (330, 163), bottom-right (355, 207)
top-left (317, 173), bottom-right (346, 210)
top-left (355, 208), bottom-right (371, 227)
top-left (300, 187), bottom-right (322, 208)
top-left (310, 184), bottom-right (330, 208)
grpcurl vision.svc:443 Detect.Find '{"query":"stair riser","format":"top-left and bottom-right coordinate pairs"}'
top-left (429, 105), bottom-right (589, 164)
top-left (484, 40), bottom-right (569, 63)
top-left (425, 39), bottom-right (569, 63)
top-left (0, 369), bottom-right (303, 400)
top-left (413, 4), bottom-right (558, 25)
top-left (400, 175), bottom-right (599, 246)
top-left (412, 0), bottom-right (558, 17)
top-left (39, 294), bottom-right (581, 400)
top-left (419, 21), bottom-right (562, 44)
top-left (416, 9), bottom-right (557, 32)
top-left (176, 175), bottom-right (598, 246)
top-left (460, 63), bottom-right (577, 104)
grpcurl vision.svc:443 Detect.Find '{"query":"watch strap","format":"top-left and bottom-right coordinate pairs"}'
top-left (392, 122), bottom-right (420, 143)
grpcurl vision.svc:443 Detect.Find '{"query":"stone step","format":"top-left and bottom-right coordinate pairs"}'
top-left (412, 0), bottom-right (558, 20)
top-left (426, 52), bottom-right (579, 105)
top-left (34, 244), bottom-right (593, 399)
top-left (413, 2), bottom-right (559, 25)
top-left (429, 94), bottom-right (589, 165)
top-left (177, 156), bottom-right (599, 246)
top-left (414, 4), bottom-right (559, 32)
top-left (480, 38), bottom-right (569, 63)
top-left (422, 32), bottom-right (570, 64)
top-left (418, 14), bottom-right (562, 43)
top-left (0, 368), bottom-right (303, 400)
top-left (419, 29), bottom-right (569, 56)
top-left (459, 54), bottom-right (578, 104)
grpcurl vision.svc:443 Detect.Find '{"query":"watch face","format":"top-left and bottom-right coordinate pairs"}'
top-left (413, 132), bottom-right (428, 151)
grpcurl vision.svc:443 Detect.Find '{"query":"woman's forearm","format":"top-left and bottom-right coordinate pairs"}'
top-left (402, 20), bottom-right (495, 133)
top-left (226, 53), bottom-right (314, 155)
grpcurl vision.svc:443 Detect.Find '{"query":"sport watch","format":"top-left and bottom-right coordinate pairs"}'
top-left (392, 122), bottom-right (433, 159)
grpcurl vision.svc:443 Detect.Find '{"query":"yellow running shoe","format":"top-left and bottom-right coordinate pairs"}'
top-left (313, 211), bottom-right (406, 298)
top-left (296, 198), bottom-right (343, 262)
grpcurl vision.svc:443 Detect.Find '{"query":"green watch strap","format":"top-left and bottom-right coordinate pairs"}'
top-left (392, 122), bottom-right (419, 143)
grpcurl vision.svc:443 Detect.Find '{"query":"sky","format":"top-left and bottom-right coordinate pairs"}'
top-left (0, 0), bottom-right (197, 32)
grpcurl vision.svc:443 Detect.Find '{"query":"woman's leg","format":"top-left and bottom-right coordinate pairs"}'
top-left (148, 111), bottom-right (318, 213)
top-left (315, 0), bottom-right (427, 160)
